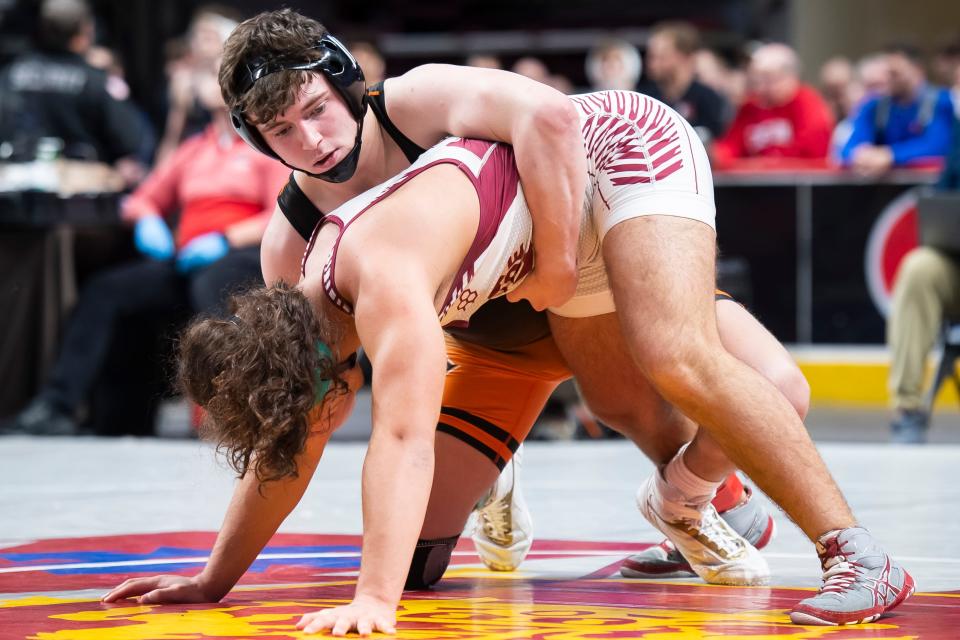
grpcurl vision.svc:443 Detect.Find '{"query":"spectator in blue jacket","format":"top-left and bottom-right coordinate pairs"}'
top-left (841, 44), bottom-right (954, 177)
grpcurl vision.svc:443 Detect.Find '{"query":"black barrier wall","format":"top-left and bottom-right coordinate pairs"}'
top-left (714, 170), bottom-right (937, 345)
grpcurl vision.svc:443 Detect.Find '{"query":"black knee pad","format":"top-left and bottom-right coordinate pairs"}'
top-left (404, 534), bottom-right (460, 590)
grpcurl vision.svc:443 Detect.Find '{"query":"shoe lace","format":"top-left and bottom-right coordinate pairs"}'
top-left (478, 490), bottom-right (513, 546)
top-left (820, 553), bottom-right (861, 594)
top-left (679, 507), bottom-right (743, 558)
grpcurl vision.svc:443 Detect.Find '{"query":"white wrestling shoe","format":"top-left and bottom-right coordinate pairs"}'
top-left (470, 446), bottom-right (533, 571)
top-left (621, 485), bottom-right (776, 579)
top-left (636, 470), bottom-right (770, 586)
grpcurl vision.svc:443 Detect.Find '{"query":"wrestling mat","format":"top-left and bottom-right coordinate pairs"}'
top-left (2, 532), bottom-right (955, 639)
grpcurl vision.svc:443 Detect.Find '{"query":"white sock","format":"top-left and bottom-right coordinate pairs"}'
top-left (663, 443), bottom-right (722, 509)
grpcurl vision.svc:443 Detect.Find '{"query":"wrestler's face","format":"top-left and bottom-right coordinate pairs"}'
top-left (256, 74), bottom-right (358, 173)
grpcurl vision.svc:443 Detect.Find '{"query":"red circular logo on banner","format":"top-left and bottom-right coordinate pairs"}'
top-left (865, 189), bottom-right (920, 316)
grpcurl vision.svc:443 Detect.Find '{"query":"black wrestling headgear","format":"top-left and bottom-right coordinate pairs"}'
top-left (229, 33), bottom-right (367, 182)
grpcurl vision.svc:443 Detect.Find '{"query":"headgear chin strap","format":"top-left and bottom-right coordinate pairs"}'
top-left (229, 33), bottom-right (367, 183)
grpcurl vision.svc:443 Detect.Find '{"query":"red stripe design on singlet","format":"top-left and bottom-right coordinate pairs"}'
top-left (571, 92), bottom-right (684, 186)
top-left (300, 140), bottom-right (520, 319)
top-left (437, 140), bottom-right (519, 323)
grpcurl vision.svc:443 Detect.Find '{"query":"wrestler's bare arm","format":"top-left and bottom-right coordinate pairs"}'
top-left (193, 431), bottom-right (329, 600)
top-left (296, 262), bottom-right (446, 635)
top-left (357, 274), bottom-right (447, 601)
top-left (101, 430), bottom-right (329, 604)
top-left (261, 204), bottom-right (308, 286)
top-left (387, 64), bottom-right (586, 310)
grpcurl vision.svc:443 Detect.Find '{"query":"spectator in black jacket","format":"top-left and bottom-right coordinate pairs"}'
top-left (640, 21), bottom-right (731, 143)
top-left (0, 0), bottom-right (144, 173)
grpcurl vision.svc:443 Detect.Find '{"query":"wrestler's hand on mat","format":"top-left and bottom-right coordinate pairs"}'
top-left (296, 596), bottom-right (397, 636)
top-left (506, 260), bottom-right (578, 311)
top-left (100, 575), bottom-right (214, 604)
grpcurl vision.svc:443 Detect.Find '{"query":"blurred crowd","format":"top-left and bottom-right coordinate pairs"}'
top-left (2, 0), bottom-right (959, 441)
top-left (5, 2), bottom-right (960, 181)
top-left (1, 0), bottom-right (287, 437)
top-left (486, 26), bottom-right (958, 176)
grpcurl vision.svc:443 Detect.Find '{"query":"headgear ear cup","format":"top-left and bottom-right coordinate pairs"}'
top-left (231, 111), bottom-right (276, 159)
top-left (230, 33), bottom-right (367, 182)
top-left (320, 34), bottom-right (366, 118)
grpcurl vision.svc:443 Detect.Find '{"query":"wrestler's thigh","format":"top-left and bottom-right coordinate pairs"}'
top-left (547, 312), bottom-right (695, 464)
top-left (602, 215), bottom-right (720, 376)
top-left (716, 299), bottom-right (809, 418)
top-left (420, 336), bottom-right (568, 538)
top-left (717, 300), bottom-right (792, 379)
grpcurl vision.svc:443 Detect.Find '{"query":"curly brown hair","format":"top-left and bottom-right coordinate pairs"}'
top-left (219, 8), bottom-right (330, 125)
top-left (178, 283), bottom-right (348, 485)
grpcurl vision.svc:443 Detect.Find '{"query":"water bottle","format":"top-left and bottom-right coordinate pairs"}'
top-left (30, 136), bottom-right (63, 192)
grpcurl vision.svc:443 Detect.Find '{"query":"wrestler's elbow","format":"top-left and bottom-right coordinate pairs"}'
top-left (375, 419), bottom-right (437, 461)
top-left (529, 97), bottom-right (579, 140)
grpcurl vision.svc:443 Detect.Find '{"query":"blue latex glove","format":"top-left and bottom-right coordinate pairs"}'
top-left (176, 232), bottom-right (229, 274)
top-left (133, 214), bottom-right (175, 260)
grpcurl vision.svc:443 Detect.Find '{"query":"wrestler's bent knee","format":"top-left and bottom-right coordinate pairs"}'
top-left (404, 534), bottom-right (460, 590)
top-left (640, 344), bottom-right (716, 399)
top-left (762, 362), bottom-right (810, 420)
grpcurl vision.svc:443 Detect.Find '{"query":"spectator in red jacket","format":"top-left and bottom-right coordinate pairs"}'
top-left (712, 43), bottom-right (835, 168)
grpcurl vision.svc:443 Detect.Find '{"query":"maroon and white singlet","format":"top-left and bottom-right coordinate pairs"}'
top-left (304, 90), bottom-right (716, 323)
top-left (303, 137), bottom-right (535, 328)
top-left (560, 90), bottom-right (716, 316)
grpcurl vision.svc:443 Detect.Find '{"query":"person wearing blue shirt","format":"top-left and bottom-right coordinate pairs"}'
top-left (841, 44), bottom-right (954, 177)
